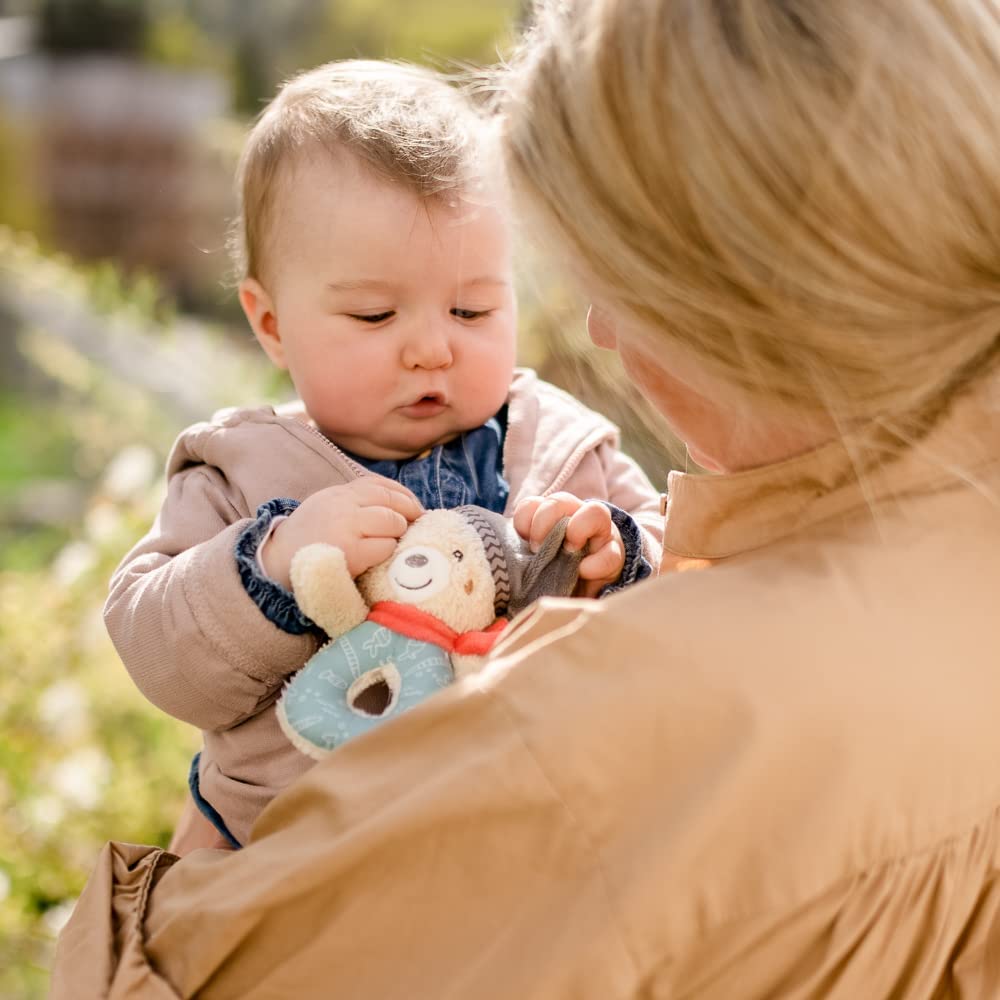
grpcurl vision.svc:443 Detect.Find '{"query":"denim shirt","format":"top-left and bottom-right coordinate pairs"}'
top-left (234, 407), bottom-right (650, 636)
top-left (343, 409), bottom-right (510, 514)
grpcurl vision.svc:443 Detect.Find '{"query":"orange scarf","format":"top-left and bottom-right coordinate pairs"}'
top-left (367, 601), bottom-right (508, 656)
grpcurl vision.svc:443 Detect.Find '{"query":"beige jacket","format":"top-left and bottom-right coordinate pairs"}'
top-left (58, 374), bottom-right (1000, 998)
top-left (104, 368), bottom-right (664, 845)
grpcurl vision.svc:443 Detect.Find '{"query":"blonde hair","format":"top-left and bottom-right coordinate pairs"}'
top-left (502, 0), bottom-right (1000, 424)
top-left (233, 59), bottom-right (484, 283)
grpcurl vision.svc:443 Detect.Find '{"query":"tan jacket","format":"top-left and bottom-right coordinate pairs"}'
top-left (104, 368), bottom-right (664, 845)
top-left (58, 374), bottom-right (1000, 998)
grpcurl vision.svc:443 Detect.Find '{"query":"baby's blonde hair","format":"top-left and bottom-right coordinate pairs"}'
top-left (503, 1), bottom-right (1000, 425)
top-left (233, 59), bottom-right (484, 283)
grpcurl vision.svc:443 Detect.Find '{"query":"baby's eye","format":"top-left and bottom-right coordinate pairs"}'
top-left (348, 311), bottom-right (395, 324)
top-left (452, 549), bottom-right (464, 561)
top-left (451, 308), bottom-right (491, 321)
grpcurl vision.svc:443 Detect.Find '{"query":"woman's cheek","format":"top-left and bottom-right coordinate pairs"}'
top-left (618, 342), bottom-right (717, 451)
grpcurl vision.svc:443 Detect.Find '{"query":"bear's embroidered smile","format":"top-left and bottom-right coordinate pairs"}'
top-left (388, 544), bottom-right (452, 602)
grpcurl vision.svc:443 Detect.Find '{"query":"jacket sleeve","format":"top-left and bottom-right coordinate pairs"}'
top-left (104, 464), bottom-right (320, 732)
top-left (596, 439), bottom-right (665, 570)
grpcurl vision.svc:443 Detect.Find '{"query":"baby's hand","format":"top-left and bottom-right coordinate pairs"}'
top-left (263, 478), bottom-right (423, 588)
top-left (513, 492), bottom-right (624, 598)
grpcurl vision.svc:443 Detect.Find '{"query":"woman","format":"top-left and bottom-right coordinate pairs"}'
top-left (54, 1), bottom-right (1000, 996)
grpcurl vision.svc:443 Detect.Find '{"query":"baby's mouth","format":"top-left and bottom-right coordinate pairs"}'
top-left (400, 392), bottom-right (448, 417)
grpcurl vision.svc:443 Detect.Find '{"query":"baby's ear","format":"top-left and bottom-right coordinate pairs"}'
top-left (239, 278), bottom-right (285, 368)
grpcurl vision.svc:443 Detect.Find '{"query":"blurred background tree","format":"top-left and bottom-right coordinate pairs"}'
top-left (0, 3), bottom-right (677, 995)
top-left (38, 0), bottom-right (149, 55)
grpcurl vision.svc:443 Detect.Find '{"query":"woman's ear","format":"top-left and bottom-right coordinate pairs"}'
top-left (239, 277), bottom-right (286, 368)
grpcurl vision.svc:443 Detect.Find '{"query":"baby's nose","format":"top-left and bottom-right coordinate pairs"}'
top-left (405, 553), bottom-right (429, 568)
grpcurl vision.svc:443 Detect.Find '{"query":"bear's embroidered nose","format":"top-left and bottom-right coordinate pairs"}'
top-left (405, 553), bottom-right (429, 568)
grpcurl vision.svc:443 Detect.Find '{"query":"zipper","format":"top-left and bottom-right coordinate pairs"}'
top-left (298, 419), bottom-right (371, 479)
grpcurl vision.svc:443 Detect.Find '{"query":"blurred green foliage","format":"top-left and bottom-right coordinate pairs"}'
top-left (0, 231), bottom-right (294, 995)
top-left (144, 8), bottom-right (225, 70)
top-left (0, 116), bottom-right (44, 240)
top-left (306, 0), bottom-right (520, 67)
top-left (1, 532), bottom-right (198, 999)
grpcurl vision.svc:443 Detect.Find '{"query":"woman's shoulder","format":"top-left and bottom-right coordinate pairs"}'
top-left (481, 533), bottom-right (1000, 977)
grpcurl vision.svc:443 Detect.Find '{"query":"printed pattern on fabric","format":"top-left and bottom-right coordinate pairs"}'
top-left (454, 505), bottom-right (512, 613)
top-left (279, 621), bottom-right (453, 751)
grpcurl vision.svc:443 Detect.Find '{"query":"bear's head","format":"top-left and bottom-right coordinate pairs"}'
top-left (358, 505), bottom-right (581, 633)
top-left (359, 509), bottom-right (497, 633)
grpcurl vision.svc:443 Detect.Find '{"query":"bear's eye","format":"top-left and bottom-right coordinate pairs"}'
top-left (452, 549), bottom-right (464, 561)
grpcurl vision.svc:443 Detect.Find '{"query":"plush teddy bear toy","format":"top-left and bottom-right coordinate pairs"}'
top-left (276, 505), bottom-right (582, 759)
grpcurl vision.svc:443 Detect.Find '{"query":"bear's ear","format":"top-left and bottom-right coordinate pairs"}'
top-left (508, 516), bottom-right (582, 616)
top-left (453, 505), bottom-right (583, 617)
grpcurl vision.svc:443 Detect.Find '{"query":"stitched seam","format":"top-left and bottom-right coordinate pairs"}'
top-left (143, 469), bottom-right (265, 722)
top-left (133, 848), bottom-right (183, 987)
top-left (183, 523), bottom-right (306, 703)
top-left (489, 688), bottom-right (644, 990)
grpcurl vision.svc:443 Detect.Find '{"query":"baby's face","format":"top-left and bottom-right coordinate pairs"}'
top-left (244, 153), bottom-right (517, 460)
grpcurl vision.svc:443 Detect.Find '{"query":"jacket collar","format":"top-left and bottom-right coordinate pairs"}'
top-left (663, 373), bottom-right (1000, 560)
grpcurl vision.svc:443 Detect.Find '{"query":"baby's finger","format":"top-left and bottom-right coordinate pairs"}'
top-left (564, 502), bottom-right (612, 553)
top-left (528, 498), bottom-right (575, 552)
top-left (356, 505), bottom-right (409, 539)
top-left (350, 536), bottom-right (400, 577)
top-left (354, 477), bottom-right (424, 520)
top-left (513, 496), bottom-right (546, 539)
top-left (578, 538), bottom-right (624, 581)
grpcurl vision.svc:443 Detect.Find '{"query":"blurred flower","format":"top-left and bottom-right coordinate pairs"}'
top-left (84, 500), bottom-right (123, 544)
top-left (25, 795), bottom-right (65, 831)
top-left (42, 900), bottom-right (76, 937)
top-left (103, 445), bottom-right (158, 504)
top-left (0, 868), bottom-right (10, 904)
top-left (79, 604), bottom-right (110, 653)
top-left (37, 681), bottom-right (91, 742)
top-left (51, 540), bottom-right (98, 587)
top-left (49, 748), bottom-right (112, 811)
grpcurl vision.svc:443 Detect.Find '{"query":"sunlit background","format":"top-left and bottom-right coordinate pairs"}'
top-left (0, 2), bottom-right (676, 994)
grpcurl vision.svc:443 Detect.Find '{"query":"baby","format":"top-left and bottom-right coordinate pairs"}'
top-left (105, 60), bottom-right (664, 851)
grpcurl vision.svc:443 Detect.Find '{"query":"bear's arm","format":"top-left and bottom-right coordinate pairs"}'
top-left (289, 544), bottom-right (368, 638)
